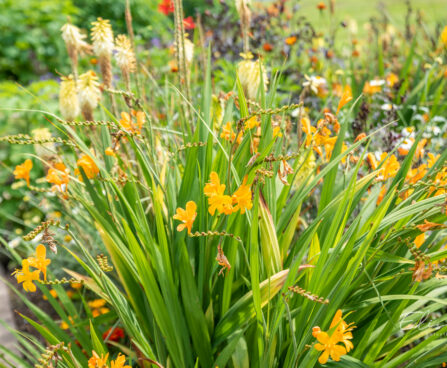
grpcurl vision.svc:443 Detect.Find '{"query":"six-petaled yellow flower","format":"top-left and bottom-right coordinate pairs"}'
top-left (28, 244), bottom-right (51, 281)
top-left (14, 259), bottom-right (41, 292)
top-left (13, 159), bottom-right (33, 187)
top-left (75, 154), bottom-right (100, 179)
top-left (173, 201), bottom-right (197, 234)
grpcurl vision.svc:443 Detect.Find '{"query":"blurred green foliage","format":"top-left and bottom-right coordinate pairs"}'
top-left (0, 0), bottom-right (77, 82)
top-left (0, 0), bottom-right (204, 83)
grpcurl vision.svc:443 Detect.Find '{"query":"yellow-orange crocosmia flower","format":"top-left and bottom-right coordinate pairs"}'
top-left (440, 26), bottom-right (447, 47)
top-left (13, 159), bottom-right (33, 187)
top-left (220, 122), bottom-right (236, 142)
top-left (386, 72), bottom-right (399, 87)
top-left (313, 309), bottom-right (355, 364)
top-left (427, 153), bottom-right (439, 168)
top-left (336, 88), bottom-right (353, 114)
top-left (301, 117), bottom-right (316, 147)
top-left (204, 172), bottom-right (234, 215)
top-left (378, 153), bottom-right (400, 181)
top-left (88, 351), bottom-right (109, 368)
top-left (314, 331), bottom-right (347, 364)
top-left (273, 126), bottom-right (282, 138)
top-left (14, 259), bottom-right (41, 292)
top-left (173, 201), bottom-right (197, 234)
top-left (414, 139), bottom-right (427, 160)
top-left (232, 176), bottom-right (253, 214)
top-left (208, 194), bottom-right (233, 215)
top-left (46, 162), bottom-right (70, 192)
top-left (88, 299), bottom-right (107, 309)
top-left (285, 36), bottom-right (297, 45)
top-left (244, 116), bottom-right (260, 130)
top-left (406, 164), bottom-right (427, 185)
top-left (28, 244), bottom-right (51, 281)
top-left (363, 80), bottom-right (383, 95)
top-left (204, 172), bottom-right (226, 197)
top-left (110, 353), bottom-right (132, 368)
top-left (105, 147), bottom-right (116, 156)
top-left (354, 133), bottom-right (366, 143)
top-left (414, 233), bottom-right (425, 248)
top-left (75, 154), bottom-right (99, 179)
top-left (377, 185), bottom-right (387, 205)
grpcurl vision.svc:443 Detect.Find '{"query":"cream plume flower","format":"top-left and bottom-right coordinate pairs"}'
top-left (91, 18), bottom-right (114, 88)
top-left (59, 74), bottom-right (80, 121)
top-left (237, 52), bottom-right (268, 101)
top-left (115, 35), bottom-right (136, 73)
top-left (78, 71), bottom-right (101, 121)
top-left (115, 34), bottom-right (136, 89)
top-left (61, 23), bottom-right (91, 55)
top-left (91, 18), bottom-right (114, 57)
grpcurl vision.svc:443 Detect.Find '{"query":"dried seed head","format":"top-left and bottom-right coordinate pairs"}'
top-left (91, 18), bottom-right (114, 57)
top-left (235, 0), bottom-right (252, 24)
top-left (237, 53), bottom-right (268, 101)
top-left (78, 71), bottom-right (101, 120)
top-left (61, 23), bottom-right (91, 55)
top-left (59, 75), bottom-right (80, 121)
top-left (115, 34), bottom-right (136, 73)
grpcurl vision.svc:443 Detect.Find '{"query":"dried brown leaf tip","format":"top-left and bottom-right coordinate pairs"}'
top-left (216, 244), bottom-right (231, 276)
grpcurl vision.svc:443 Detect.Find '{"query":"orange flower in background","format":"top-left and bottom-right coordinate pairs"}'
top-left (317, 2), bottom-right (326, 10)
top-left (158, 0), bottom-right (174, 15)
top-left (173, 201), bottom-right (197, 234)
top-left (336, 88), bottom-right (353, 114)
top-left (363, 80), bottom-right (383, 95)
top-left (354, 133), bottom-right (366, 142)
top-left (183, 16), bottom-right (195, 30)
top-left (13, 159), bottom-right (33, 187)
top-left (232, 176), bottom-right (253, 214)
top-left (88, 351), bottom-right (109, 368)
top-left (386, 72), bottom-right (399, 87)
top-left (28, 244), bottom-right (51, 281)
top-left (14, 259), bottom-right (41, 292)
top-left (103, 327), bottom-right (125, 342)
top-left (285, 36), bottom-right (297, 45)
top-left (263, 43), bottom-right (273, 52)
top-left (88, 299), bottom-right (107, 309)
top-left (75, 154), bottom-right (99, 179)
top-left (46, 162), bottom-right (70, 191)
top-left (414, 233), bottom-right (425, 248)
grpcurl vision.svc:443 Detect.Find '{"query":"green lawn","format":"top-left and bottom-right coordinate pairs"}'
top-left (297, 0), bottom-right (446, 35)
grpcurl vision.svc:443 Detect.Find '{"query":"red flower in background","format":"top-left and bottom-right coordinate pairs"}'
top-left (102, 327), bottom-right (125, 342)
top-left (183, 16), bottom-right (195, 30)
top-left (158, 0), bottom-right (174, 15)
